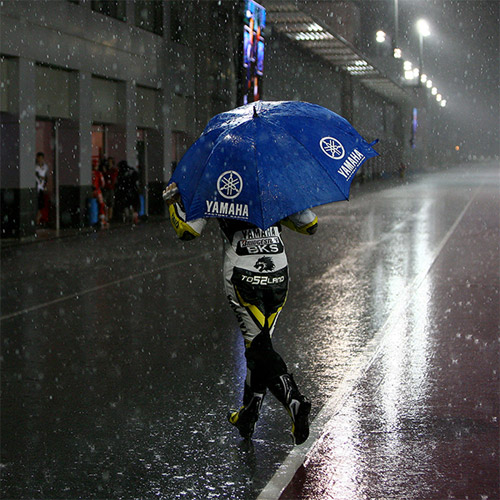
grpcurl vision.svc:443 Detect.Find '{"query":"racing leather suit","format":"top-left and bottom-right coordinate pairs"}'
top-left (168, 203), bottom-right (317, 421)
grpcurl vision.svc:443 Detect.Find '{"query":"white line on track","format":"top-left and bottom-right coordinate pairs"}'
top-left (0, 253), bottom-right (210, 322)
top-left (257, 188), bottom-right (480, 500)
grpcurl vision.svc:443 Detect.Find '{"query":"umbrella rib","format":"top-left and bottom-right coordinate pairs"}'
top-left (250, 132), bottom-right (265, 228)
top-left (261, 116), bottom-right (350, 202)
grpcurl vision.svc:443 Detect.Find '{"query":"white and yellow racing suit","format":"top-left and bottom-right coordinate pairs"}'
top-left (169, 203), bottom-right (317, 342)
top-left (168, 203), bottom-right (317, 440)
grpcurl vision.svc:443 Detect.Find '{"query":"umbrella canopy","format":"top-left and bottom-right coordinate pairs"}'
top-left (171, 100), bottom-right (378, 229)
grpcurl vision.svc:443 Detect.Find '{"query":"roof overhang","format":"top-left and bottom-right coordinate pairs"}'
top-left (264, 1), bottom-right (410, 105)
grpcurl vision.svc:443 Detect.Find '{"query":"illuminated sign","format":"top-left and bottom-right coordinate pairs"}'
top-left (242, 0), bottom-right (266, 104)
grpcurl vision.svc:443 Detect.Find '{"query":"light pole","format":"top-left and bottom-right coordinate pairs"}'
top-left (416, 19), bottom-right (430, 86)
top-left (393, 0), bottom-right (401, 58)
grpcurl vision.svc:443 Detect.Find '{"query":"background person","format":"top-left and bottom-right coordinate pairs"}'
top-left (102, 157), bottom-right (118, 223)
top-left (92, 160), bottom-right (108, 228)
top-left (115, 160), bottom-right (140, 224)
top-left (35, 152), bottom-right (49, 226)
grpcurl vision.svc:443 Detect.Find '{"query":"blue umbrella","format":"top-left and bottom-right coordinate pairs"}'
top-left (170, 100), bottom-right (378, 230)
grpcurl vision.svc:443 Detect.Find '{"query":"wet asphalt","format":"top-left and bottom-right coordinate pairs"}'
top-left (279, 162), bottom-right (499, 500)
top-left (1, 163), bottom-right (499, 499)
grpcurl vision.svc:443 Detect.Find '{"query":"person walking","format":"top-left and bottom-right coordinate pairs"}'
top-left (92, 160), bottom-right (108, 228)
top-left (35, 152), bottom-right (49, 226)
top-left (164, 182), bottom-right (317, 445)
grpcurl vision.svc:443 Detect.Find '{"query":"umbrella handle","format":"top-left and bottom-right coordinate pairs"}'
top-left (162, 184), bottom-right (180, 204)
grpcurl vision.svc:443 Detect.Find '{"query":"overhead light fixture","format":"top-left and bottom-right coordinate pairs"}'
top-left (431, 87), bottom-right (438, 95)
top-left (308, 23), bottom-right (323, 32)
top-left (294, 31), bottom-right (333, 41)
top-left (345, 60), bottom-right (374, 75)
top-left (403, 60), bottom-right (413, 71)
top-left (440, 99), bottom-right (447, 107)
top-left (426, 80), bottom-right (432, 88)
top-left (376, 30), bottom-right (386, 43)
top-left (421, 74), bottom-right (428, 83)
top-left (436, 93), bottom-right (442, 102)
top-left (393, 47), bottom-right (402, 59)
top-left (416, 19), bottom-right (431, 37)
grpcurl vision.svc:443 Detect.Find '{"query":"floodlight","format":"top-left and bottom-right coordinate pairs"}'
top-left (416, 19), bottom-right (430, 37)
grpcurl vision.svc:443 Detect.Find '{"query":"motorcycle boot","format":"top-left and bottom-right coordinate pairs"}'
top-left (228, 385), bottom-right (265, 440)
top-left (268, 373), bottom-right (311, 445)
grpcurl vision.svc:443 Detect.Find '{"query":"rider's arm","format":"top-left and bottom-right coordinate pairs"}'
top-left (168, 203), bottom-right (206, 241)
top-left (281, 209), bottom-right (318, 235)
top-left (163, 181), bottom-right (206, 241)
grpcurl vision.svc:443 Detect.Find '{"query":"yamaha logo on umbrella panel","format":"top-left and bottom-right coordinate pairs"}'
top-left (320, 137), bottom-right (345, 160)
top-left (217, 170), bottom-right (243, 199)
top-left (206, 170), bottom-right (249, 220)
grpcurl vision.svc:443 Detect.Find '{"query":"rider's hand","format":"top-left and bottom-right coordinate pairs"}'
top-left (163, 182), bottom-right (181, 205)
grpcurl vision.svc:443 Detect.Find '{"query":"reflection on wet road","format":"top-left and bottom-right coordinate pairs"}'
top-left (275, 163), bottom-right (499, 499)
top-left (1, 163), bottom-right (498, 499)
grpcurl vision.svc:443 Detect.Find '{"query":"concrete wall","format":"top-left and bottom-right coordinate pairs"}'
top-left (0, 1), bottom-right (162, 86)
top-left (264, 33), bottom-right (342, 112)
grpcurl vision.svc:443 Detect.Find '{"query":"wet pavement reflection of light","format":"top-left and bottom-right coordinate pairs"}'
top-left (279, 163), bottom-right (499, 500)
top-left (281, 196), bottom-right (438, 499)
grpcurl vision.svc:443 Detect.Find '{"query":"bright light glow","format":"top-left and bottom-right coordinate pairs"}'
top-left (308, 22), bottom-right (323, 32)
top-left (295, 31), bottom-right (333, 41)
top-left (404, 60), bottom-right (413, 71)
top-left (436, 93), bottom-right (442, 101)
top-left (413, 67), bottom-right (420, 78)
top-left (416, 19), bottom-right (431, 37)
top-left (393, 47), bottom-right (402, 59)
top-left (455, 145), bottom-right (460, 151)
top-left (431, 87), bottom-right (438, 95)
top-left (440, 99), bottom-right (447, 107)
top-left (421, 74), bottom-right (428, 83)
top-left (376, 30), bottom-right (386, 43)
top-left (405, 70), bottom-right (415, 80)
top-left (426, 79), bottom-right (432, 88)
top-left (345, 60), bottom-right (375, 75)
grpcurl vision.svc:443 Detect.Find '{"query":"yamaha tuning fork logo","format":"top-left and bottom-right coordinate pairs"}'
top-left (320, 136), bottom-right (366, 180)
top-left (205, 170), bottom-right (249, 219)
top-left (320, 137), bottom-right (345, 160)
top-left (217, 170), bottom-right (243, 199)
